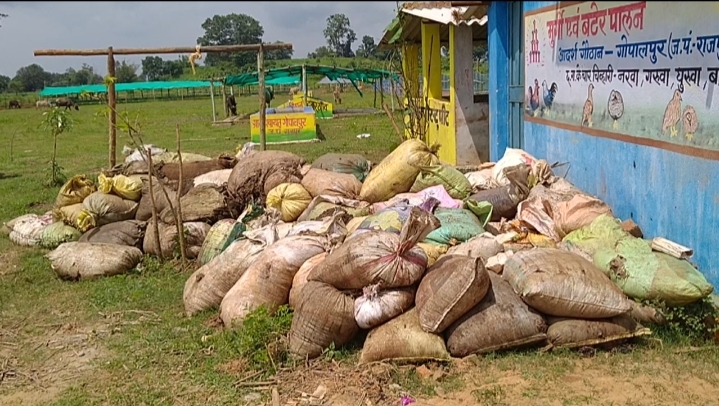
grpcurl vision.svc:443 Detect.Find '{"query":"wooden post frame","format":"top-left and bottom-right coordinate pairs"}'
top-left (33, 43), bottom-right (293, 168)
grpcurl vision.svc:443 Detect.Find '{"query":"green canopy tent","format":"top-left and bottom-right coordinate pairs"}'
top-left (224, 65), bottom-right (399, 98)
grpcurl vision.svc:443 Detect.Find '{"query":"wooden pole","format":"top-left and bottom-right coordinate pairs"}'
top-left (209, 81), bottom-right (217, 122)
top-left (258, 45), bottom-right (267, 151)
top-left (34, 43), bottom-right (293, 56)
top-left (107, 47), bottom-right (117, 168)
top-left (221, 84), bottom-right (228, 117)
top-left (147, 150), bottom-right (163, 263)
top-left (175, 124), bottom-right (187, 265)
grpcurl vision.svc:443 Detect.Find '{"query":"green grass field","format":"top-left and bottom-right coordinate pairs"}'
top-left (1, 90), bottom-right (718, 406)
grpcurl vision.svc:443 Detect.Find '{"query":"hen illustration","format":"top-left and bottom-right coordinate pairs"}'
top-left (581, 83), bottom-right (594, 127)
top-left (607, 90), bottom-right (624, 130)
top-left (682, 105), bottom-right (698, 141)
top-left (541, 80), bottom-right (558, 117)
top-left (661, 89), bottom-right (682, 137)
top-left (527, 79), bottom-right (540, 116)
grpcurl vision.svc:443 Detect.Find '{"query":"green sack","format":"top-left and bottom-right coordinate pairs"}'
top-left (424, 208), bottom-right (485, 246)
top-left (410, 165), bottom-right (473, 200)
top-left (39, 222), bottom-right (82, 249)
top-left (564, 214), bottom-right (714, 306)
top-left (464, 200), bottom-right (493, 228)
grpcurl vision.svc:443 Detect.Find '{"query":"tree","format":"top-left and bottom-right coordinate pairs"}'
top-left (141, 56), bottom-right (165, 81)
top-left (0, 74), bottom-right (10, 93)
top-left (115, 60), bottom-right (139, 83)
top-left (323, 14), bottom-right (357, 57)
top-left (197, 13), bottom-right (264, 69)
top-left (307, 46), bottom-right (334, 59)
top-left (14, 64), bottom-right (51, 92)
top-left (266, 40), bottom-right (294, 61)
top-left (355, 35), bottom-right (377, 58)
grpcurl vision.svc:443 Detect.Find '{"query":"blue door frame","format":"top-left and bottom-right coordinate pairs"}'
top-left (488, 1), bottom-right (525, 160)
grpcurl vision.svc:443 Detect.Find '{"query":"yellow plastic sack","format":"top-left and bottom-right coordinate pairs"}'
top-left (52, 203), bottom-right (84, 226)
top-left (266, 183), bottom-right (313, 222)
top-left (417, 242), bottom-right (448, 267)
top-left (410, 164), bottom-right (473, 200)
top-left (55, 175), bottom-right (96, 208)
top-left (98, 174), bottom-right (143, 201)
top-left (359, 139), bottom-right (439, 204)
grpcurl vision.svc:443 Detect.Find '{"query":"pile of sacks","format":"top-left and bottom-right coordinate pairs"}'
top-left (3, 139), bottom-right (716, 361)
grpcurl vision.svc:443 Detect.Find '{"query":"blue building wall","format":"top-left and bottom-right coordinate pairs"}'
top-left (489, 1), bottom-right (719, 287)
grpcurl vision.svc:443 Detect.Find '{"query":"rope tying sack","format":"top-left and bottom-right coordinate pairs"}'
top-left (189, 45), bottom-right (202, 75)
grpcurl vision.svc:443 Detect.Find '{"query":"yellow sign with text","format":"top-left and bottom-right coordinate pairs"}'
top-left (250, 110), bottom-right (317, 144)
top-left (278, 95), bottom-right (334, 119)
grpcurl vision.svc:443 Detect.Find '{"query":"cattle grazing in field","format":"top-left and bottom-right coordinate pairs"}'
top-left (333, 87), bottom-right (342, 105)
top-left (225, 94), bottom-right (237, 116)
top-left (36, 100), bottom-right (51, 109)
top-left (8, 100), bottom-right (21, 109)
top-left (289, 86), bottom-right (300, 96)
top-left (55, 97), bottom-right (79, 111)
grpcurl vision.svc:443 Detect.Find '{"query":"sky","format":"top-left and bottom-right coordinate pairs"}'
top-left (0, 1), bottom-right (398, 78)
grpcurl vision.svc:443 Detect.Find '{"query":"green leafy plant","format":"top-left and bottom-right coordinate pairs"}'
top-left (39, 107), bottom-right (73, 186)
top-left (644, 297), bottom-right (719, 341)
top-left (227, 305), bottom-right (294, 374)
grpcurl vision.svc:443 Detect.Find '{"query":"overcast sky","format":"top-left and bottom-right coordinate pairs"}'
top-left (0, 1), bottom-right (398, 77)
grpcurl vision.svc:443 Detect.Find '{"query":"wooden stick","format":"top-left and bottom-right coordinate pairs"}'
top-left (175, 125), bottom-right (188, 265)
top-left (34, 43), bottom-right (293, 56)
top-left (382, 102), bottom-right (404, 143)
top-left (107, 47), bottom-right (117, 168)
top-left (651, 237), bottom-right (693, 259)
top-left (147, 151), bottom-right (163, 263)
top-left (257, 44), bottom-right (267, 151)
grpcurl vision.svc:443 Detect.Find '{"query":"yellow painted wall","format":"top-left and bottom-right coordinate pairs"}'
top-left (426, 98), bottom-right (455, 164)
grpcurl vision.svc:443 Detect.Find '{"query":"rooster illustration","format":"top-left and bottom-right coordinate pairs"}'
top-left (682, 105), bottom-right (698, 141)
top-left (541, 80), bottom-right (558, 117)
top-left (662, 89), bottom-right (682, 137)
top-left (607, 90), bottom-right (624, 130)
top-left (581, 83), bottom-right (595, 127)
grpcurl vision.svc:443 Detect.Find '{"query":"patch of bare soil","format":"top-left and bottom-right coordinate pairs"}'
top-left (0, 322), bottom-right (107, 406)
top-left (224, 351), bottom-right (719, 406)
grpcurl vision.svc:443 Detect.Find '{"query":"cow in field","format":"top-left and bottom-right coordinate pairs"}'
top-left (55, 97), bottom-right (79, 111)
top-left (225, 94), bottom-right (237, 116)
top-left (36, 100), bottom-right (51, 109)
top-left (8, 100), bottom-right (21, 109)
top-left (333, 87), bottom-right (342, 105)
top-left (289, 86), bottom-right (300, 96)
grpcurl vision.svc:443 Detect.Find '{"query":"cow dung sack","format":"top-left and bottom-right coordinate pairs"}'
top-left (220, 235), bottom-right (328, 327)
top-left (360, 139), bottom-right (439, 204)
top-left (311, 153), bottom-right (371, 182)
top-left (196, 219), bottom-right (236, 266)
top-left (503, 248), bottom-right (632, 319)
top-left (38, 223), bottom-right (82, 249)
top-left (227, 150), bottom-right (305, 210)
top-left (445, 273), bottom-right (548, 357)
top-left (266, 183), bottom-right (313, 222)
top-left (446, 233), bottom-right (504, 260)
top-left (56, 175), bottom-right (96, 208)
top-left (47, 242), bottom-right (143, 280)
top-left (144, 221), bottom-right (210, 260)
top-left (301, 168), bottom-right (362, 199)
top-left (546, 314), bottom-right (649, 349)
top-left (410, 164), bottom-right (473, 200)
top-left (289, 281), bottom-right (359, 360)
top-left (289, 252), bottom-right (329, 309)
top-left (416, 255), bottom-right (491, 334)
top-left (354, 284), bottom-right (416, 330)
top-left (159, 184), bottom-right (228, 225)
top-left (359, 308), bottom-right (450, 365)
top-left (183, 224), bottom-right (279, 316)
top-left (78, 220), bottom-right (145, 247)
top-left (77, 192), bottom-right (139, 232)
top-left (308, 207), bottom-right (440, 290)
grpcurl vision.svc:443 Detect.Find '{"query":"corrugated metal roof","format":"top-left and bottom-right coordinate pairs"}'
top-left (378, 3), bottom-right (488, 49)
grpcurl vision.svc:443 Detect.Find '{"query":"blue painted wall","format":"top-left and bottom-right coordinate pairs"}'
top-left (489, 1), bottom-right (719, 286)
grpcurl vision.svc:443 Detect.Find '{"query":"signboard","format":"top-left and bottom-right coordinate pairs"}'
top-left (525, 1), bottom-right (719, 151)
top-left (278, 95), bottom-right (334, 119)
top-left (250, 107), bottom-right (317, 144)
